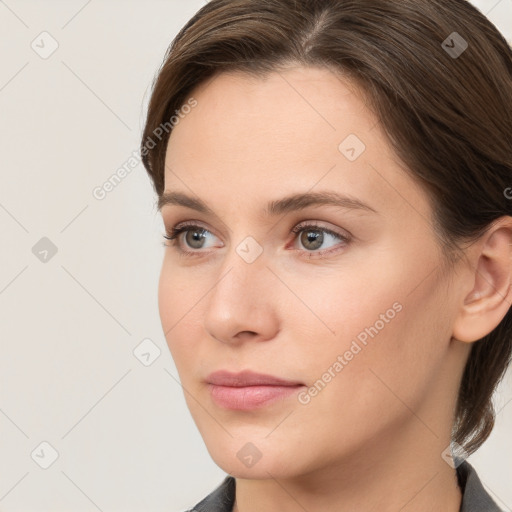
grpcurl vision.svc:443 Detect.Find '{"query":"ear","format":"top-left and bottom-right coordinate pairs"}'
top-left (452, 216), bottom-right (512, 343)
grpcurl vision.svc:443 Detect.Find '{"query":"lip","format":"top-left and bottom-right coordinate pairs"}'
top-left (206, 370), bottom-right (305, 410)
top-left (206, 369), bottom-right (304, 387)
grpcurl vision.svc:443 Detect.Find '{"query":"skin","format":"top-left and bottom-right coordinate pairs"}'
top-left (158, 66), bottom-right (512, 512)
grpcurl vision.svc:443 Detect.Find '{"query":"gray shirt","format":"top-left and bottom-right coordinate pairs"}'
top-left (186, 460), bottom-right (503, 511)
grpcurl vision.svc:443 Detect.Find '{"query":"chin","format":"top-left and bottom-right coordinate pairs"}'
top-left (204, 436), bottom-right (304, 480)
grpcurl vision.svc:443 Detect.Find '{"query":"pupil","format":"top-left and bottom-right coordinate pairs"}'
top-left (187, 230), bottom-right (205, 248)
top-left (302, 230), bottom-right (323, 250)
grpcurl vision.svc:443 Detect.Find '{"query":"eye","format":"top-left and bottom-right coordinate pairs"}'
top-left (162, 221), bottom-right (351, 258)
top-left (289, 222), bottom-right (350, 258)
top-left (162, 221), bottom-right (220, 256)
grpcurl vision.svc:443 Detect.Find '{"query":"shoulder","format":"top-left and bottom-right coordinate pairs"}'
top-left (183, 475), bottom-right (236, 512)
top-left (457, 459), bottom-right (504, 512)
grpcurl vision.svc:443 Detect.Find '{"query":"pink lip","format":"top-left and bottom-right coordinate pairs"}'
top-left (206, 370), bottom-right (304, 387)
top-left (206, 370), bottom-right (305, 410)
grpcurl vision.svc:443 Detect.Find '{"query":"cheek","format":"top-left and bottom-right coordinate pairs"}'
top-left (157, 263), bottom-right (200, 368)
top-left (158, 258), bottom-right (203, 329)
top-left (308, 273), bottom-right (448, 423)
top-left (157, 264), bottom-right (177, 339)
top-left (296, 248), bottom-right (448, 404)
top-left (287, 261), bottom-right (402, 358)
top-left (286, 305), bottom-right (439, 467)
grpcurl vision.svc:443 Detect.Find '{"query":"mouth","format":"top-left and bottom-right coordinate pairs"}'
top-left (205, 370), bottom-right (306, 410)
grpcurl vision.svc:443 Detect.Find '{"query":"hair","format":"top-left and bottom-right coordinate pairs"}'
top-left (140, 0), bottom-right (512, 456)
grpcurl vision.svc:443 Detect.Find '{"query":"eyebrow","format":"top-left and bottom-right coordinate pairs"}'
top-left (158, 190), bottom-right (378, 217)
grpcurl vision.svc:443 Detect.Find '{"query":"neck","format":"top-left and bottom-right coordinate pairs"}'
top-left (232, 420), bottom-right (463, 512)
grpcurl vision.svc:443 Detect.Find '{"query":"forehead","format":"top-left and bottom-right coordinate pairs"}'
top-left (163, 66), bottom-right (430, 222)
top-left (167, 65), bottom-right (374, 157)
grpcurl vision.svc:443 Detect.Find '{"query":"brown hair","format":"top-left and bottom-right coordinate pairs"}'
top-left (140, 0), bottom-right (512, 455)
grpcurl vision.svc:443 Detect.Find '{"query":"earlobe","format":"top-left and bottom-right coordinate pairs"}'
top-left (452, 218), bottom-right (512, 343)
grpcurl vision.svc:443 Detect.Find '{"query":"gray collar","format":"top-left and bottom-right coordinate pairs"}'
top-left (456, 459), bottom-right (503, 511)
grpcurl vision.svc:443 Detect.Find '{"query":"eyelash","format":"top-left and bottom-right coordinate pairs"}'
top-left (162, 221), bottom-right (351, 259)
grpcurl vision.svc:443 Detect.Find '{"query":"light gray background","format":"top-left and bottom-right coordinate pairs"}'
top-left (0, 1), bottom-right (510, 511)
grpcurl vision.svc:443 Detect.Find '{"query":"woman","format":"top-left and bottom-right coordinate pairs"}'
top-left (141, 0), bottom-right (512, 510)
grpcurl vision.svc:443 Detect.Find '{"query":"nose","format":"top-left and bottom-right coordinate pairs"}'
top-left (203, 243), bottom-right (280, 345)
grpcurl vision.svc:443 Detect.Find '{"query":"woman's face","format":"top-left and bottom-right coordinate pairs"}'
top-left (158, 66), bottom-right (470, 478)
